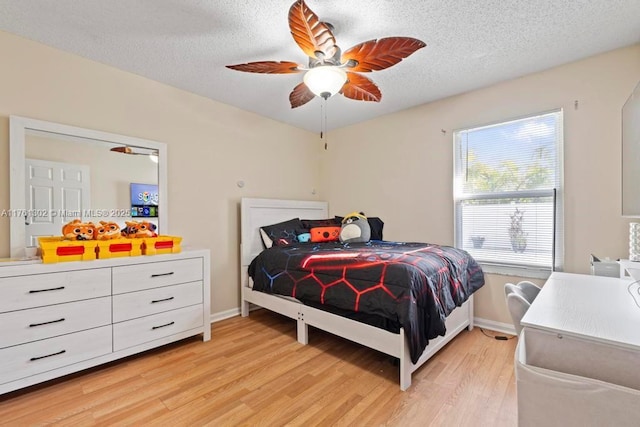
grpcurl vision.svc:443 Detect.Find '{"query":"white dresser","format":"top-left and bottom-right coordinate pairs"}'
top-left (0, 249), bottom-right (210, 395)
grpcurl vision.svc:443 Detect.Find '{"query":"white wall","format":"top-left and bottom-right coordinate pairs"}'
top-left (321, 44), bottom-right (640, 325)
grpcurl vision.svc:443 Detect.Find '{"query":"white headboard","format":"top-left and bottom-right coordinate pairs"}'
top-left (240, 198), bottom-right (329, 266)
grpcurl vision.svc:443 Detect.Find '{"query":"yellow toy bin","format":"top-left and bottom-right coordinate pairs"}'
top-left (96, 238), bottom-right (142, 259)
top-left (38, 237), bottom-right (97, 263)
top-left (141, 235), bottom-right (182, 255)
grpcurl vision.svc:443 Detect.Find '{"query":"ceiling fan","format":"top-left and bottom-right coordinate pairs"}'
top-left (226, 0), bottom-right (426, 108)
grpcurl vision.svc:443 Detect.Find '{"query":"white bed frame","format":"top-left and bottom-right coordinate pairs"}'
top-left (239, 197), bottom-right (474, 391)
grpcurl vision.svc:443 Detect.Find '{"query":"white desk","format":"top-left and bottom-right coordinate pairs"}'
top-left (522, 272), bottom-right (640, 355)
top-left (516, 272), bottom-right (640, 426)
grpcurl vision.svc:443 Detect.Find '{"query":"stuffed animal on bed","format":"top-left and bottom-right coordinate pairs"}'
top-left (95, 221), bottom-right (122, 240)
top-left (62, 219), bottom-right (96, 241)
top-left (121, 220), bottom-right (158, 238)
top-left (339, 212), bottom-right (371, 243)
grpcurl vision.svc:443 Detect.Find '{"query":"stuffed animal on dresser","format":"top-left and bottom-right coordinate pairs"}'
top-left (95, 221), bottom-right (122, 240)
top-left (339, 212), bottom-right (371, 243)
top-left (135, 220), bottom-right (158, 237)
top-left (62, 219), bottom-right (96, 241)
top-left (121, 220), bottom-right (158, 238)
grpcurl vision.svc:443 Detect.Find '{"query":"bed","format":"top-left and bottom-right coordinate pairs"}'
top-left (239, 197), bottom-right (484, 390)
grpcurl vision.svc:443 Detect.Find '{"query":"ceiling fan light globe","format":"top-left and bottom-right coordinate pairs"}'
top-left (303, 66), bottom-right (347, 99)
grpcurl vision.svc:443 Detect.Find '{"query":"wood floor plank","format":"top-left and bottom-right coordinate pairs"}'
top-left (0, 310), bottom-right (518, 426)
top-left (332, 380), bottom-right (392, 426)
top-left (93, 399), bottom-right (170, 426)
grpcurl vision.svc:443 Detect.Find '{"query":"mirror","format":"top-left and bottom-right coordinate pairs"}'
top-left (623, 80), bottom-right (640, 216)
top-left (9, 116), bottom-right (168, 258)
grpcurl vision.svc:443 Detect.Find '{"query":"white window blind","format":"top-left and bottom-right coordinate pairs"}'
top-left (454, 110), bottom-right (564, 276)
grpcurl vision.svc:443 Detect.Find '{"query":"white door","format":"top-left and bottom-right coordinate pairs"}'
top-left (25, 159), bottom-right (91, 247)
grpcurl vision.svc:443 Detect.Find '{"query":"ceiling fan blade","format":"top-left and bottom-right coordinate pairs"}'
top-left (340, 72), bottom-right (381, 102)
top-left (288, 0), bottom-right (338, 60)
top-left (289, 82), bottom-right (315, 108)
top-left (341, 37), bottom-right (426, 72)
top-left (226, 61), bottom-right (301, 74)
top-left (110, 146), bottom-right (151, 155)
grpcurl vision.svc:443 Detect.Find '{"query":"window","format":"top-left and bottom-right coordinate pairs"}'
top-left (453, 110), bottom-right (563, 277)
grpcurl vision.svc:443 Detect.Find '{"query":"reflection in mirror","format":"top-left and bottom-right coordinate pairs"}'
top-left (10, 116), bottom-right (167, 258)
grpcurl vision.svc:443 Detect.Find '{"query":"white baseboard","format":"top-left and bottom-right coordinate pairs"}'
top-left (474, 317), bottom-right (516, 336)
top-left (210, 305), bottom-right (262, 324)
top-left (210, 308), bottom-right (240, 323)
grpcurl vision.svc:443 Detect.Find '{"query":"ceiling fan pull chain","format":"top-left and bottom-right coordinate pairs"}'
top-left (320, 99), bottom-right (324, 140)
top-left (321, 97), bottom-right (329, 150)
top-left (325, 99), bottom-right (329, 150)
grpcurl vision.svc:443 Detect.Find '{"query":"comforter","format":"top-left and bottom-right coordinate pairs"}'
top-left (248, 240), bottom-right (484, 363)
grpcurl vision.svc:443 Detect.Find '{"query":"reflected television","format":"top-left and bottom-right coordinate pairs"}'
top-left (130, 183), bottom-right (159, 218)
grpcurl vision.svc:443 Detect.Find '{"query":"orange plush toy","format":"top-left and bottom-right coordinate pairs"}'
top-left (121, 220), bottom-right (157, 238)
top-left (62, 219), bottom-right (96, 241)
top-left (136, 221), bottom-right (158, 237)
top-left (95, 221), bottom-right (122, 240)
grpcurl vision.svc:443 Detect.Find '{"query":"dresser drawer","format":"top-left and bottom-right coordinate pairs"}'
top-left (112, 258), bottom-right (203, 294)
top-left (113, 281), bottom-right (203, 323)
top-left (113, 305), bottom-right (203, 351)
top-left (0, 326), bottom-right (112, 385)
top-left (0, 269), bottom-right (111, 313)
top-left (0, 297), bottom-right (111, 349)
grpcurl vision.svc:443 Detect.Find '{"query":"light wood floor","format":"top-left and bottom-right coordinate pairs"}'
top-left (0, 310), bottom-right (518, 426)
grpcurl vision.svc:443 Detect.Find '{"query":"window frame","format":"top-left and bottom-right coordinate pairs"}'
top-left (453, 109), bottom-right (564, 279)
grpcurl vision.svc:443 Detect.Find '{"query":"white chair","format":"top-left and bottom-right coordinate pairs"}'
top-left (504, 281), bottom-right (542, 336)
top-left (504, 282), bottom-right (524, 299)
top-left (515, 280), bottom-right (541, 303)
top-left (504, 281), bottom-right (541, 304)
top-left (507, 292), bottom-right (531, 336)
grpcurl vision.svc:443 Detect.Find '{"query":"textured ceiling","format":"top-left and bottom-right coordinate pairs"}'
top-left (0, 0), bottom-right (639, 132)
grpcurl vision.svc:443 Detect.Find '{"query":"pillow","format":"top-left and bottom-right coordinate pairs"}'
top-left (367, 217), bottom-right (384, 241)
top-left (335, 215), bottom-right (384, 240)
top-left (310, 226), bottom-right (341, 243)
top-left (301, 218), bottom-right (341, 229)
top-left (259, 218), bottom-right (305, 248)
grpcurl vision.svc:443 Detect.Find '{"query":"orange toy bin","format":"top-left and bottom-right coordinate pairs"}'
top-left (96, 238), bottom-right (142, 259)
top-left (141, 236), bottom-right (182, 255)
top-left (38, 237), bottom-right (98, 263)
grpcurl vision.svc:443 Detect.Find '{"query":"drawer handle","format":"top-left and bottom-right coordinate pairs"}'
top-left (29, 286), bottom-right (65, 294)
top-left (151, 296), bottom-right (175, 304)
top-left (150, 272), bottom-right (175, 278)
top-left (29, 318), bottom-right (66, 328)
top-left (152, 321), bottom-right (175, 330)
top-left (30, 350), bottom-right (66, 361)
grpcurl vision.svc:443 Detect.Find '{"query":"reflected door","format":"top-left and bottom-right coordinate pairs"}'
top-left (25, 159), bottom-right (91, 246)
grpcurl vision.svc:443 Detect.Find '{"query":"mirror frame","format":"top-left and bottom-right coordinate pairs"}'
top-left (9, 115), bottom-right (168, 258)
